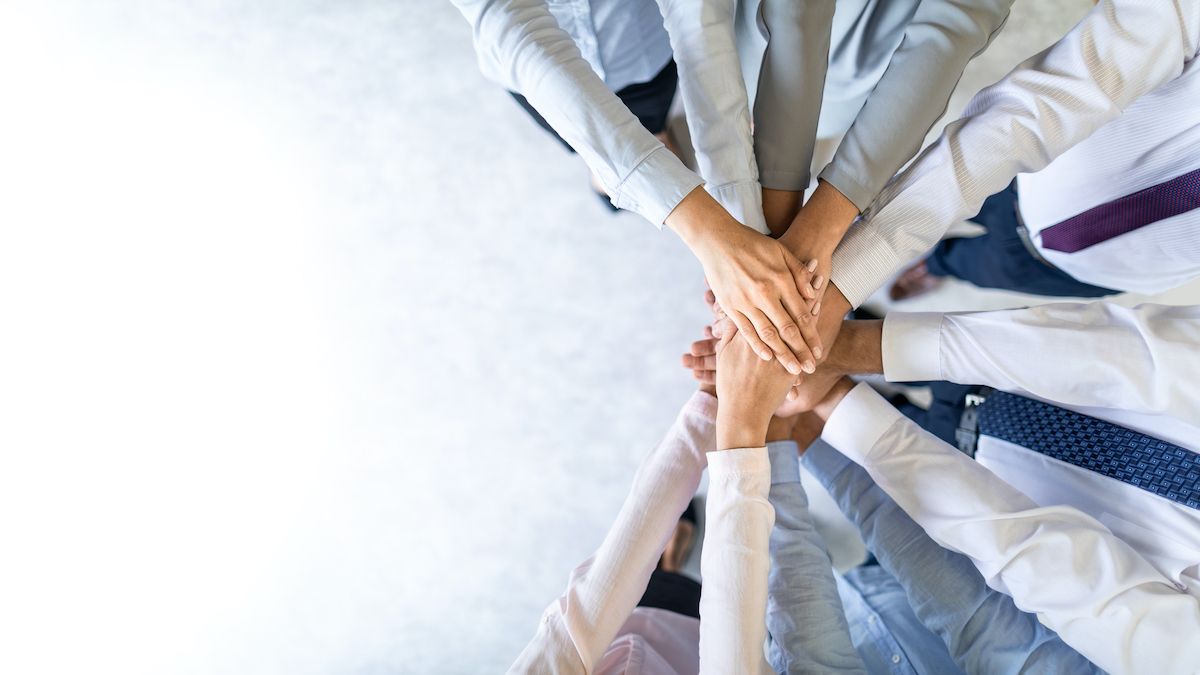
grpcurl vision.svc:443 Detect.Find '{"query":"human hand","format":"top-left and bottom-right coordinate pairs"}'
top-left (713, 321), bottom-right (798, 450)
top-left (811, 376), bottom-right (857, 423)
top-left (666, 188), bottom-right (821, 376)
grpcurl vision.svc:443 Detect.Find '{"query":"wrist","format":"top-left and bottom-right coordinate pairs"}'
top-left (827, 320), bottom-right (884, 374)
top-left (779, 180), bottom-right (859, 255)
top-left (665, 186), bottom-right (729, 252)
top-left (765, 415), bottom-right (798, 443)
top-left (812, 378), bottom-right (856, 422)
top-left (716, 406), bottom-right (770, 451)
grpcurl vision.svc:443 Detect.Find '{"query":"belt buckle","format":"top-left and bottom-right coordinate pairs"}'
top-left (956, 392), bottom-right (988, 457)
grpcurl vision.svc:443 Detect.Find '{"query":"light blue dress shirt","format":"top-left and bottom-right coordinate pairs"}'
top-left (800, 439), bottom-right (1104, 675)
top-left (532, 0), bottom-right (672, 93)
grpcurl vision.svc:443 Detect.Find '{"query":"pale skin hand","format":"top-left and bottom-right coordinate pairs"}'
top-left (666, 187), bottom-right (822, 376)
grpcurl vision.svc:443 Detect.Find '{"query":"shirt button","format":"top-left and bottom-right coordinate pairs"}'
top-left (891, 655), bottom-right (902, 664)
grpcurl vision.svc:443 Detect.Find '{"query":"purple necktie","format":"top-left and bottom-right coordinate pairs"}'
top-left (1039, 167), bottom-right (1200, 253)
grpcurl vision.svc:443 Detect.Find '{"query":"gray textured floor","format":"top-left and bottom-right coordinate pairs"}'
top-left (4, 1), bottom-right (1196, 674)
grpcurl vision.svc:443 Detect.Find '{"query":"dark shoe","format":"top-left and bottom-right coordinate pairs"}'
top-left (889, 259), bottom-right (944, 301)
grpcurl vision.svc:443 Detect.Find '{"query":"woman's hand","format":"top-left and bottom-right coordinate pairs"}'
top-left (666, 188), bottom-right (821, 376)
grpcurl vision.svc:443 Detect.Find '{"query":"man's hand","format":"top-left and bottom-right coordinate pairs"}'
top-left (667, 188), bottom-right (821, 376)
top-left (714, 322), bottom-right (798, 450)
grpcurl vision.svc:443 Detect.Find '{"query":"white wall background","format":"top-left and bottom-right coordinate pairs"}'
top-left (7, 1), bottom-right (1190, 674)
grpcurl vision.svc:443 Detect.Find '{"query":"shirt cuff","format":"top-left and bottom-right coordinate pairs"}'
top-left (882, 312), bottom-right (945, 382)
top-left (817, 162), bottom-right (877, 214)
top-left (766, 441), bottom-right (801, 485)
top-left (828, 220), bottom-right (903, 309)
top-left (708, 180), bottom-right (768, 235)
top-left (708, 446), bottom-right (770, 478)
top-left (820, 383), bottom-right (904, 465)
top-left (612, 147), bottom-right (705, 227)
top-left (800, 439), bottom-right (854, 487)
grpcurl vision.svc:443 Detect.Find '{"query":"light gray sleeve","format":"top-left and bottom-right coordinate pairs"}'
top-left (819, 0), bottom-right (1013, 210)
top-left (752, 0), bottom-right (837, 192)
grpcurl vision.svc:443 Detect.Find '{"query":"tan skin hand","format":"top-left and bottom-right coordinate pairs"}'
top-left (713, 322), bottom-right (800, 451)
top-left (666, 187), bottom-right (821, 376)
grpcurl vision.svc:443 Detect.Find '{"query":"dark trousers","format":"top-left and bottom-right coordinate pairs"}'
top-left (892, 381), bottom-right (976, 447)
top-left (926, 183), bottom-right (1118, 298)
top-left (510, 60), bottom-right (679, 153)
top-left (637, 570), bottom-right (701, 619)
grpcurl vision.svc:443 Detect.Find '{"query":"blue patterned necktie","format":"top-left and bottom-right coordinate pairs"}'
top-left (977, 391), bottom-right (1200, 510)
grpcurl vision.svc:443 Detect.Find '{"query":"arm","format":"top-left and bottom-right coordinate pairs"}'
top-left (831, 0), bottom-right (1200, 307)
top-left (752, 0), bottom-right (836, 209)
top-left (450, 0), bottom-right (702, 226)
top-left (508, 393), bottom-right (715, 674)
top-left (817, 381), bottom-right (1200, 675)
top-left (697, 322), bottom-right (802, 673)
top-left (803, 439), bottom-right (1100, 675)
top-left (763, 439), bottom-right (865, 674)
top-left (819, 0), bottom-right (1014, 212)
top-left (657, 0), bottom-right (767, 234)
top-left (453, 0), bottom-right (826, 375)
top-left (880, 302), bottom-right (1200, 418)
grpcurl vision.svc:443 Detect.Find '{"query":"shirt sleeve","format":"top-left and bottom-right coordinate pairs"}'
top-left (802, 441), bottom-right (1101, 675)
top-left (762, 441), bottom-right (866, 674)
top-left (819, 0), bottom-right (1013, 211)
top-left (507, 392), bottom-right (716, 674)
top-left (699, 446), bottom-right (774, 674)
top-left (830, 0), bottom-right (1200, 307)
top-left (881, 302), bottom-right (1200, 420)
top-left (820, 382), bottom-right (1200, 675)
top-left (450, 0), bottom-right (704, 226)
top-left (751, 0), bottom-right (836, 194)
top-left (656, 0), bottom-right (767, 234)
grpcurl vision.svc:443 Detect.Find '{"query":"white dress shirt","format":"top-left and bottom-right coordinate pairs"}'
top-left (821, 382), bottom-right (1200, 675)
top-left (451, 0), bottom-right (702, 226)
top-left (831, 0), bottom-right (1200, 307)
top-left (881, 302), bottom-right (1200, 595)
top-left (508, 392), bottom-right (775, 674)
top-left (1017, 56), bottom-right (1200, 294)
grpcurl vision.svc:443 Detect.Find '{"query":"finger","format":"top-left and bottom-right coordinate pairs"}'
top-left (780, 292), bottom-right (824, 364)
top-left (745, 308), bottom-right (802, 374)
top-left (691, 338), bottom-right (717, 356)
top-left (693, 369), bottom-right (715, 385)
top-left (681, 353), bottom-right (717, 371)
top-left (786, 387), bottom-right (799, 401)
top-left (703, 325), bottom-right (714, 339)
top-left (704, 289), bottom-right (716, 309)
top-left (763, 299), bottom-right (816, 373)
top-left (784, 254), bottom-right (818, 300)
top-left (732, 311), bottom-right (775, 362)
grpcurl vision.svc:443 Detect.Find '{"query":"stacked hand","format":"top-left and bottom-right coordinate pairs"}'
top-left (709, 318), bottom-right (801, 450)
top-left (667, 188), bottom-right (823, 377)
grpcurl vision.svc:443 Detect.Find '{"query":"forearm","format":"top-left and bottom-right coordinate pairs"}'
top-left (700, 447), bottom-right (774, 674)
top-left (829, 0), bottom-right (1198, 308)
top-left (777, 180), bottom-right (859, 257)
top-left (803, 442), bottom-right (1100, 675)
top-left (819, 383), bottom-right (1200, 674)
top-left (753, 0), bottom-right (836, 194)
top-left (764, 442), bottom-right (865, 674)
top-left (881, 304), bottom-right (1200, 417)
top-left (820, 0), bottom-right (1013, 210)
top-left (453, 0), bottom-right (702, 225)
top-left (511, 392), bottom-right (716, 671)
top-left (659, 0), bottom-right (766, 233)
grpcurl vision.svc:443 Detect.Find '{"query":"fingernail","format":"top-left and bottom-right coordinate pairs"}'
top-left (806, 259), bottom-right (818, 272)
top-left (812, 302), bottom-right (821, 316)
top-left (813, 345), bottom-right (823, 359)
top-left (786, 361), bottom-right (801, 375)
top-left (803, 360), bottom-right (816, 374)
top-left (813, 275), bottom-right (824, 289)
top-left (760, 351), bottom-right (773, 361)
